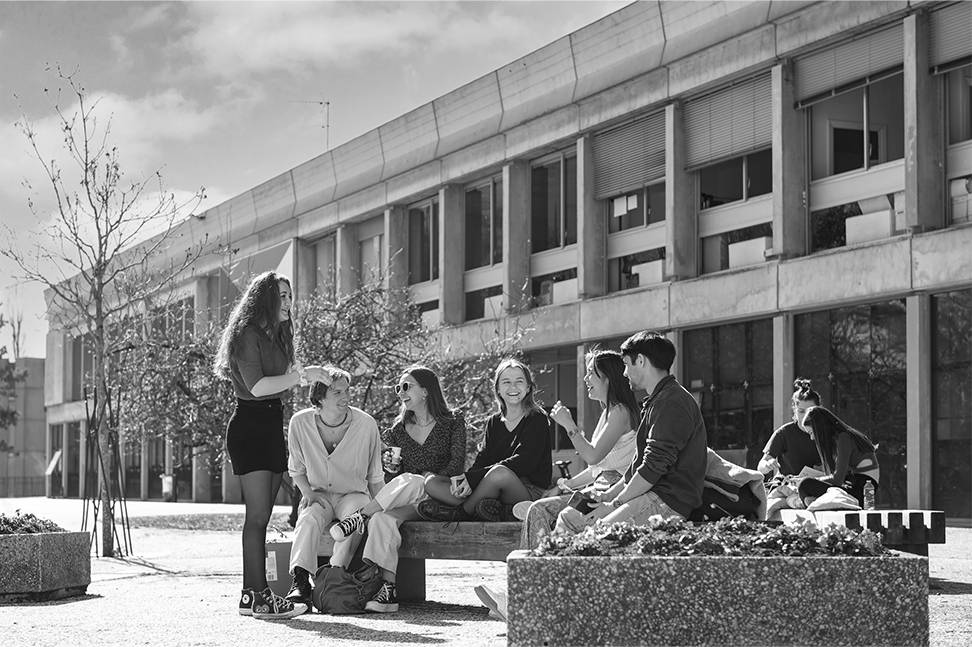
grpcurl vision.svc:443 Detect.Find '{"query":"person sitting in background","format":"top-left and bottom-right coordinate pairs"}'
top-left (419, 358), bottom-right (551, 522)
top-left (758, 378), bottom-right (823, 477)
top-left (285, 367), bottom-right (384, 610)
top-left (516, 348), bottom-right (638, 548)
top-left (796, 405), bottom-right (880, 508)
top-left (328, 366), bottom-right (466, 613)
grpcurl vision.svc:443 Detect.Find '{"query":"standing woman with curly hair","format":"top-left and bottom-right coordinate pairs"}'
top-left (214, 271), bottom-right (327, 619)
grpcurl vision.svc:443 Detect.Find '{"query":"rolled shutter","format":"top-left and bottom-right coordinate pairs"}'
top-left (684, 73), bottom-right (772, 169)
top-left (592, 112), bottom-right (665, 199)
top-left (929, 2), bottom-right (972, 70)
top-left (795, 24), bottom-right (903, 101)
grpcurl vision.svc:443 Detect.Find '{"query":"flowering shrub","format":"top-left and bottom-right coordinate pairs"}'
top-left (532, 516), bottom-right (887, 558)
top-left (0, 511), bottom-right (67, 535)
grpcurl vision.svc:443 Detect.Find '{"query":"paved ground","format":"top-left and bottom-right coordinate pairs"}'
top-left (1, 496), bottom-right (970, 646)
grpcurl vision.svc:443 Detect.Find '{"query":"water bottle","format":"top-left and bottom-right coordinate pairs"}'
top-left (862, 481), bottom-right (876, 510)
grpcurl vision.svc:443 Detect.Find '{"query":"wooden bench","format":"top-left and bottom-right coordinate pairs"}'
top-left (778, 509), bottom-right (947, 555)
top-left (266, 521), bottom-right (522, 601)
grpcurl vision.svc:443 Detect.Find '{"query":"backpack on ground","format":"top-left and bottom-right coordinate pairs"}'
top-left (313, 563), bottom-right (383, 614)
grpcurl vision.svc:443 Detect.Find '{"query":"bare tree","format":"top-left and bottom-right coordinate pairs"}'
top-left (0, 69), bottom-right (210, 556)
top-left (6, 305), bottom-right (24, 361)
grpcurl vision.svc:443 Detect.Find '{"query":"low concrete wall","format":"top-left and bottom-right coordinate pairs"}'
top-left (0, 531), bottom-right (90, 601)
top-left (507, 549), bottom-right (928, 646)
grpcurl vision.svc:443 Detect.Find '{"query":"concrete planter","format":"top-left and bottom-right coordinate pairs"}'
top-left (507, 549), bottom-right (927, 646)
top-left (0, 532), bottom-right (91, 601)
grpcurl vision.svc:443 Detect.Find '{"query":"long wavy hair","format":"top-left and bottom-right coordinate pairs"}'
top-left (213, 271), bottom-right (295, 380)
top-left (493, 358), bottom-right (545, 417)
top-left (587, 348), bottom-right (639, 429)
top-left (802, 406), bottom-right (876, 474)
top-left (393, 365), bottom-right (456, 426)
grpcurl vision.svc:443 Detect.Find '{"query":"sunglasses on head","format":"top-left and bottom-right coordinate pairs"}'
top-left (395, 382), bottom-right (413, 394)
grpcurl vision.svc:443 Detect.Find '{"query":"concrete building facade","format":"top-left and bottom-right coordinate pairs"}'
top-left (1, 358), bottom-right (46, 497)
top-left (43, 1), bottom-right (972, 521)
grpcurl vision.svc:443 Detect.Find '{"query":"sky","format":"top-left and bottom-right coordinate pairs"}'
top-left (0, 0), bottom-right (628, 359)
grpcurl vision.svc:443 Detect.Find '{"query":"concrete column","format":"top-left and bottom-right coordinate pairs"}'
top-left (140, 433), bottom-right (149, 500)
top-left (335, 223), bottom-right (359, 297)
top-left (61, 424), bottom-right (69, 498)
top-left (667, 329), bottom-right (683, 384)
top-left (575, 343), bottom-right (597, 447)
top-left (192, 450), bottom-right (212, 503)
top-left (772, 63), bottom-right (807, 258)
top-left (384, 205), bottom-right (408, 292)
top-left (903, 12), bottom-right (945, 232)
top-left (577, 135), bottom-right (606, 299)
top-left (773, 314), bottom-right (795, 430)
top-left (906, 294), bottom-right (933, 509)
top-left (294, 238), bottom-right (316, 302)
top-left (503, 160), bottom-right (532, 313)
top-left (438, 186), bottom-right (465, 324)
top-left (315, 235), bottom-right (336, 299)
top-left (78, 420), bottom-right (87, 501)
top-left (665, 103), bottom-right (697, 280)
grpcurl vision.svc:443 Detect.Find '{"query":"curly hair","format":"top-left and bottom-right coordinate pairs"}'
top-left (213, 271), bottom-right (295, 380)
top-left (792, 377), bottom-right (821, 406)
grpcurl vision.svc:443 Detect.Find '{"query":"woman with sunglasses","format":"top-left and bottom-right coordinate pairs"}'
top-left (418, 358), bottom-right (551, 522)
top-left (328, 366), bottom-right (465, 613)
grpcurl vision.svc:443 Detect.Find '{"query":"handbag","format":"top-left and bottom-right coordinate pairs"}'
top-left (313, 562), bottom-right (384, 614)
top-left (806, 486), bottom-right (862, 512)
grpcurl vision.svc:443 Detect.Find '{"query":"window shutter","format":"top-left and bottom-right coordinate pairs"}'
top-left (795, 24), bottom-right (903, 101)
top-left (929, 2), bottom-right (972, 70)
top-left (684, 73), bottom-right (772, 169)
top-left (592, 112), bottom-right (665, 200)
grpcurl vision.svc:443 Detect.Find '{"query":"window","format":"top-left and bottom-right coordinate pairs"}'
top-left (465, 286), bottom-right (503, 321)
top-left (123, 437), bottom-right (141, 500)
top-left (808, 74), bottom-right (904, 180)
top-left (608, 182), bottom-right (665, 233)
top-left (531, 268), bottom-right (577, 307)
top-left (683, 319), bottom-right (774, 469)
top-left (701, 222), bottom-right (773, 274)
top-left (946, 64), bottom-right (972, 146)
top-left (408, 199), bottom-right (439, 284)
top-left (48, 424), bottom-right (63, 497)
top-left (528, 346), bottom-right (578, 455)
top-left (531, 154), bottom-right (577, 253)
top-left (608, 248), bottom-right (665, 292)
top-left (70, 333), bottom-right (95, 401)
top-left (795, 300), bottom-right (907, 509)
top-left (931, 289), bottom-right (972, 521)
top-left (66, 421), bottom-right (81, 498)
top-left (699, 149), bottom-right (771, 209)
top-left (465, 178), bottom-right (503, 269)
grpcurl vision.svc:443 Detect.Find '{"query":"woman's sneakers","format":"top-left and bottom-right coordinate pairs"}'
top-left (511, 500), bottom-right (532, 521)
top-left (474, 585), bottom-right (508, 622)
top-left (330, 510), bottom-right (367, 541)
top-left (251, 586), bottom-right (307, 619)
top-left (365, 580), bottom-right (399, 613)
top-left (238, 588), bottom-right (254, 616)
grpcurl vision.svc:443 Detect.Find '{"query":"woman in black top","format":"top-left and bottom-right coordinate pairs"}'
top-left (420, 358), bottom-right (551, 522)
top-left (213, 271), bottom-right (327, 619)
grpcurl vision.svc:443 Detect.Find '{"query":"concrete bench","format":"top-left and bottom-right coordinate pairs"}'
top-left (266, 521), bottom-right (522, 601)
top-left (779, 508), bottom-right (947, 555)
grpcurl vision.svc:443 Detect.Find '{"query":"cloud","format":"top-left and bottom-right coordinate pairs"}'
top-left (176, 1), bottom-right (605, 78)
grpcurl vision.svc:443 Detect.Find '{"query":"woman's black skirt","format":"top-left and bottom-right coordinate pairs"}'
top-left (225, 398), bottom-right (287, 475)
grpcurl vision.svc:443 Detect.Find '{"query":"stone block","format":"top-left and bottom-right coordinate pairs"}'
top-left (507, 549), bottom-right (928, 646)
top-left (0, 532), bottom-right (91, 601)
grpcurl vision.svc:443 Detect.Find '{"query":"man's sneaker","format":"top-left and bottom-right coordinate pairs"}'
top-left (330, 510), bottom-right (367, 541)
top-left (364, 581), bottom-right (399, 613)
top-left (252, 586), bottom-right (307, 619)
top-left (511, 500), bottom-right (532, 521)
top-left (473, 498), bottom-right (506, 522)
top-left (474, 585), bottom-right (508, 622)
top-left (238, 588), bottom-right (254, 616)
top-left (416, 499), bottom-right (472, 522)
top-left (285, 577), bottom-right (313, 609)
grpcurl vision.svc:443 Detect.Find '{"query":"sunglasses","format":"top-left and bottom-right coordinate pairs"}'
top-left (395, 382), bottom-right (413, 394)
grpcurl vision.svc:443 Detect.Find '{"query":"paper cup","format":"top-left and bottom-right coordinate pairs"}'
top-left (389, 446), bottom-right (402, 463)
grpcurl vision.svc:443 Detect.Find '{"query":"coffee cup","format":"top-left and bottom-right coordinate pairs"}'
top-left (389, 446), bottom-right (402, 465)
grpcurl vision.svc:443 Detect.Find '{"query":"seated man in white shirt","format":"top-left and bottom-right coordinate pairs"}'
top-left (285, 366), bottom-right (385, 609)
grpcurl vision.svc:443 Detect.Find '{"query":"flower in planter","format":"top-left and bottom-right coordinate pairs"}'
top-left (532, 516), bottom-right (888, 558)
top-left (0, 511), bottom-right (67, 535)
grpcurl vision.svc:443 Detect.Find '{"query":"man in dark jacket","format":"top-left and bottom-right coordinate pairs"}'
top-left (555, 331), bottom-right (707, 533)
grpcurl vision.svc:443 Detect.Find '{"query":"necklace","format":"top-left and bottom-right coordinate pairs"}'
top-left (319, 411), bottom-right (349, 428)
top-left (412, 415), bottom-right (436, 427)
